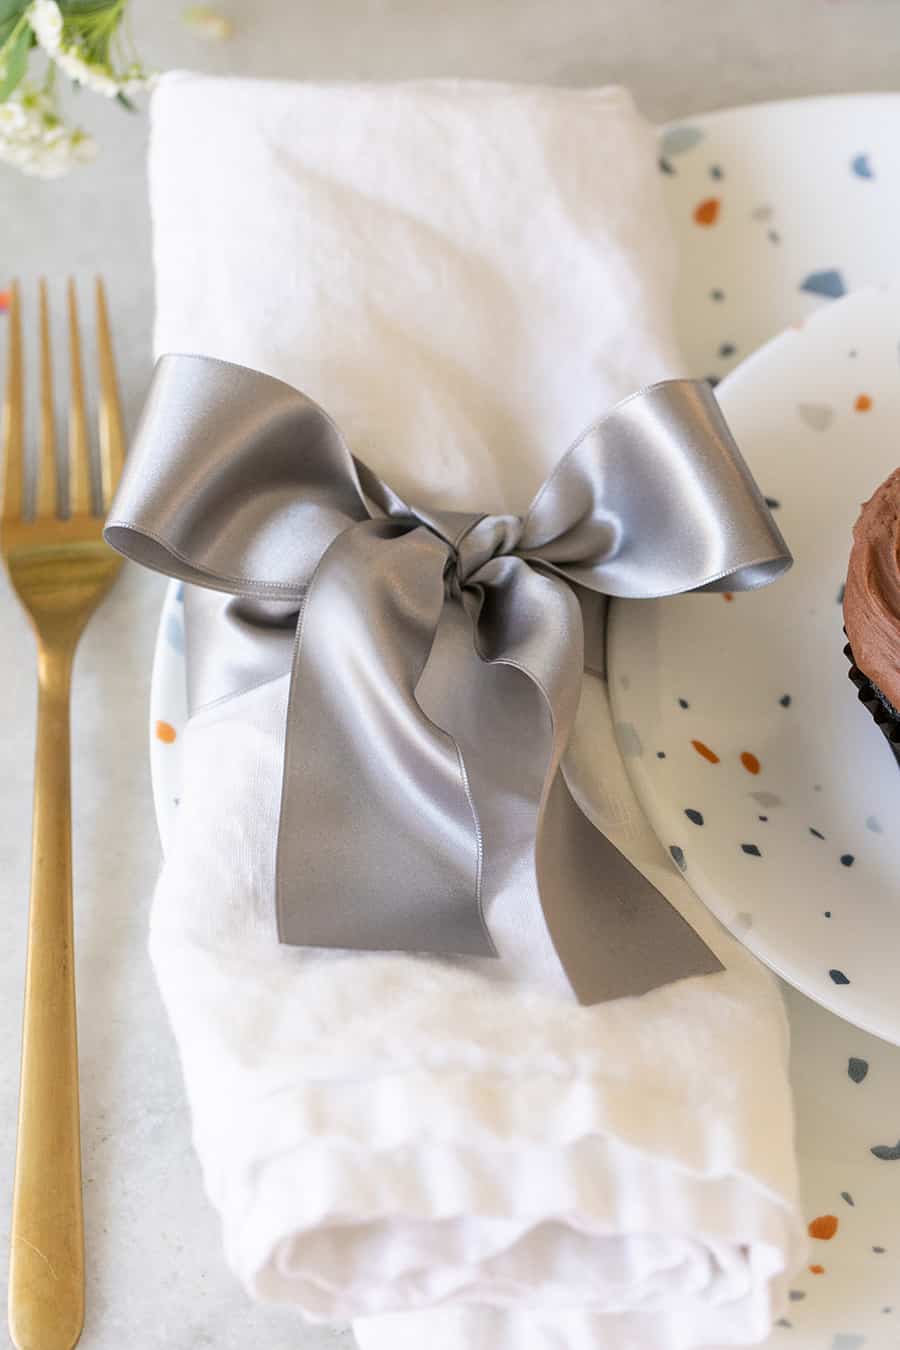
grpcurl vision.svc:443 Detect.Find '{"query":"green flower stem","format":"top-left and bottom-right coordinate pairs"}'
top-left (0, 12), bottom-right (30, 64)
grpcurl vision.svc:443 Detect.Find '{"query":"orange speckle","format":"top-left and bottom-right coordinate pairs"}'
top-left (740, 751), bottom-right (761, 775)
top-left (855, 394), bottom-right (872, 412)
top-left (809, 1264), bottom-right (825, 1275)
top-left (155, 720), bottom-right (177, 744)
top-left (691, 739), bottom-right (720, 764)
top-left (0, 291), bottom-right (9, 314)
top-left (722, 592), bottom-right (734, 602)
top-left (693, 197), bottom-right (721, 226)
top-left (808, 1214), bottom-right (839, 1241)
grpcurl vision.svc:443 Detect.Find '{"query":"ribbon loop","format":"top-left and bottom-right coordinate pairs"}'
top-left (106, 355), bottom-right (792, 1005)
top-left (519, 379), bottom-right (787, 596)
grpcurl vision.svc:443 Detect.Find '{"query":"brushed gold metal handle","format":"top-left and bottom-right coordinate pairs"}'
top-left (3, 279), bottom-right (125, 1350)
top-left (8, 639), bottom-right (85, 1350)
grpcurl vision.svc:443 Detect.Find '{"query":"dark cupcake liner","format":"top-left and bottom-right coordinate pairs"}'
top-left (844, 639), bottom-right (900, 768)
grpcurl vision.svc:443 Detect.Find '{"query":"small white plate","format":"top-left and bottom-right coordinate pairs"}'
top-left (610, 287), bottom-right (900, 1043)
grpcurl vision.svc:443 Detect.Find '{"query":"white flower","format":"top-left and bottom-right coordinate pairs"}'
top-left (54, 46), bottom-right (119, 97)
top-left (52, 44), bottom-right (154, 98)
top-left (0, 85), bottom-right (97, 178)
top-left (27, 0), bottom-right (152, 98)
top-left (27, 0), bottom-right (64, 54)
top-left (0, 100), bottom-right (28, 134)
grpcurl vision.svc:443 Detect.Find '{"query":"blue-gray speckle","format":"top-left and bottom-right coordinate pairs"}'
top-left (800, 269), bottom-right (847, 299)
top-left (660, 125), bottom-right (705, 157)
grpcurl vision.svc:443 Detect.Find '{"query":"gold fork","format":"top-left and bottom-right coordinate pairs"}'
top-left (4, 279), bottom-right (125, 1350)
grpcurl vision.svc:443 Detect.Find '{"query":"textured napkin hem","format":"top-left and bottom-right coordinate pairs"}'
top-left (148, 925), bottom-right (804, 1325)
top-left (224, 1122), bottom-right (797, 1325)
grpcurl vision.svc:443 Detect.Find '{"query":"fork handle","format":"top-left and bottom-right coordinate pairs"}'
top-left (9, 641), bottom-right (84, 1350)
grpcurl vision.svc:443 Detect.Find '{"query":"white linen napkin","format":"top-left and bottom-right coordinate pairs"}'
top-left (148, 72), bottom-right (804, 1349)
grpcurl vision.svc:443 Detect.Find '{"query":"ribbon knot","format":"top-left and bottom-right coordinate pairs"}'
top-left (404, 508), bottom-right (523, 592)
top-left (106, 356), bottom-right (792, 1006)
top-left (455, 513), bottom-right (524, 585)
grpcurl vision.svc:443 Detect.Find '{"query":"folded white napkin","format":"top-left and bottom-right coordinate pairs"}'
top-left (148, 73), bottom-right (803, 1349)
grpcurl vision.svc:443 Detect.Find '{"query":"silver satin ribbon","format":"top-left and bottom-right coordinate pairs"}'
top-left (106, 355), bottom-right (791, 1004)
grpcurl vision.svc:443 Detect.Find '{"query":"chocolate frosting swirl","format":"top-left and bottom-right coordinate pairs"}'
top-left (844, 467), bottom-right (900, 711)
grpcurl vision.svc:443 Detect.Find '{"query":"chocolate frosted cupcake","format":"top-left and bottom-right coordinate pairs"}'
top-left (844, 467), bottom-right (900, 765)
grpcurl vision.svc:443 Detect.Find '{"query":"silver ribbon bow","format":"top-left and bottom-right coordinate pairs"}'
top-left (106, 355), bottom-right (791, 1004)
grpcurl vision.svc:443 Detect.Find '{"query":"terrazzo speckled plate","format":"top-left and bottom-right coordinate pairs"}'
top-left (655, 111), bottom-right (900, 1350)
top-left (659, 92), bottom-right (900, 386)
top-left (609, 286), bottom-right (900, 1043)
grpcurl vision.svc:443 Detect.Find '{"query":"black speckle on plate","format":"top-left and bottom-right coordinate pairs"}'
top-left (810, 827), bottom-right (825, 840)
top-left (678, 698), bottom-right (689, 709)
top-left (741, 843), bottom-right (761, 857)
top-left (841, 853), bottom-right (855, 867)
top-left (718, 341), bottom-right (736, 358)
top-left (779, 694), bottom-right (792, 707)
top-left (765, 496), bottom-right (780, 510)
top-left (659, 156), bottom-right (675, 175)
top-left (871, 1140), bottom-right (900, 1161)
top-left (829, 968), bottom-right (850, 985)
top-left (685, 808), bottom-right (704, 825)
top-left (848, 1057), bottom-right (869, 1084)
top-left (841, 1191), bottom-right (855, 1206)
top-left (669, 845), bottom-right (686, 871)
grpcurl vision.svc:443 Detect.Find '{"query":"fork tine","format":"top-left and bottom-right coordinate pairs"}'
top-left (67, 278), bottom-right (92, 517)
top-left (2, 279), bottom-right (24, 521)
top-left (35, 278), bottom-right (58, 518)
top-left (95, 277), bottom-right (124, 511)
